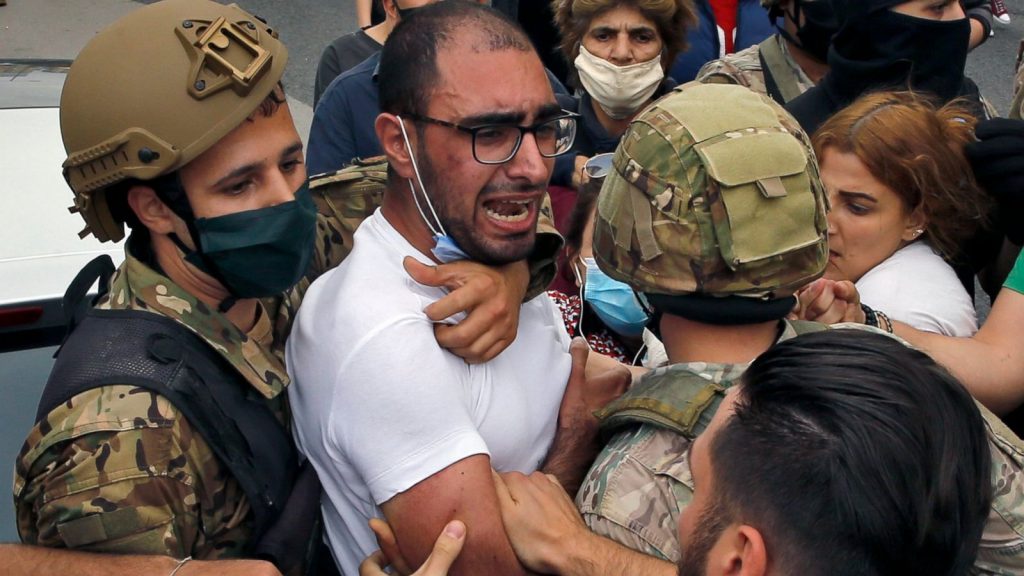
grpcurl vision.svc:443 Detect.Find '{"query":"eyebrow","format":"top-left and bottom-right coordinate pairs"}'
top-left (462, 103), bottom-right (564, 127)
top-left (212, 140), bottom-right (303, 188)
top-left (837, 190), bottom-right (877, 203)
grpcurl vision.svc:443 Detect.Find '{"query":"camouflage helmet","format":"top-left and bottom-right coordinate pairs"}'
top-left (593, 82), bottom-right (828, 300)
top-left (60, 0), bottom-right (288, 242)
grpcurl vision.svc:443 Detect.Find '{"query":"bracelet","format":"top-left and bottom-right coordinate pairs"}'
top-left (860, 304), bottom-right (879, 328)
top-left (169, 556), bottom-right (192, 576)
top-left (875, 309), bottom-right (894, 334)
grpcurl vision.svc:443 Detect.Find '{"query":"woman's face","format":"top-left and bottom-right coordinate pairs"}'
top-left (820, 148), bottom-right (923, 283)
top-left (581, 5), bottom-right (664, 66)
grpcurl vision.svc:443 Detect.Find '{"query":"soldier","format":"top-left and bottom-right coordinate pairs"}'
top-left (7, 0), bottom-right (555, 574)
top-left (696, 0), bottom-right (834, 104)
top-left (697, 0), bottom-right (992, 106)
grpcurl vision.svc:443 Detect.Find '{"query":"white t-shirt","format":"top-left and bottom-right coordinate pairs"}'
top-left (286, 209), bottom-right (572, 574)
top-left (857, 241), bottom-right (977, 337)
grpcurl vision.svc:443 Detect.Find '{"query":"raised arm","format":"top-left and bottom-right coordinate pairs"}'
top-left (380, 455), bottom-right (529, 576)
top-left (896, 286), bottom-right (1024, 415)
top-left (494, 471), bottom-right (676, 576)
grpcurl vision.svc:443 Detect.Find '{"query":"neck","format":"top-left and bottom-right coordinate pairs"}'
top-left (364, 19), bottom-right (394, 45)
top-left (151, 233), bottom-right (260, 332)
top-left (590, 97), bottom-right (641, 138)
top-left (781, 36), bottom-right (829, 84)
top-left (659, 313), bottom-right (780, 365)
top-left (381, 183), bottom-right (442, 263)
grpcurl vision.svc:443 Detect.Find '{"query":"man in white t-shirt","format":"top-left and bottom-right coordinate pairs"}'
top-left (287, 3), bottom-right (628, 575)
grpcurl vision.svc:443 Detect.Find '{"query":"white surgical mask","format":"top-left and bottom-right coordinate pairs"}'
top-left (574, 45), bottom-right (664, 120)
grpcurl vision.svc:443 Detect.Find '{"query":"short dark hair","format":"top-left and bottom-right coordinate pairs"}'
top-left (378, 1), bottom-right (534, 117)
top-left (710, 330), bottom-right (992, 576)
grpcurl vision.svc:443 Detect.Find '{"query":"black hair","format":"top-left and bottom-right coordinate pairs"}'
top-left (709, 330), bottom-right (991, 576)
top-left (378, 1), bottom-right (533, 117)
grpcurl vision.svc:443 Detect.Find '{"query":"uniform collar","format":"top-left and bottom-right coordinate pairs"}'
top-left (101, 247), bottom-right (289, 399)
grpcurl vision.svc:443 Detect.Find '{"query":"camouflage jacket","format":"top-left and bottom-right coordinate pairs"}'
top-left (575, 323), bottom-right (1024, 573)
top-left (14, 248), bottom-right (291, 560)
top-left (695, 36), bottom-right (815, 103)
top-left (1011, 40), bottom-right (1023, 120)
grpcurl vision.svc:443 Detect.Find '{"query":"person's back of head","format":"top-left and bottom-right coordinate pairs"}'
top-left (593, 82), bottom-right (829, 327)
top-left (714, 329), bottom-right (992, 575)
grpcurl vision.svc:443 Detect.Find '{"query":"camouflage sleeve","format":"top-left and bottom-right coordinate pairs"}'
top-left (574, 426), bottom-right (692, 563)
top-left (973, 407), bottom-right (1024, 575)
top-left (525, 192), bottom-right (564, 300)
top-left (694, 58), bottom-right (746, 87)
top-left (14, 386), bottom-right (247, 559)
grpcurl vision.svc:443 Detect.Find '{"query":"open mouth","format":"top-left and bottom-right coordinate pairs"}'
top-left (483, 198), bottom-right (533, 223)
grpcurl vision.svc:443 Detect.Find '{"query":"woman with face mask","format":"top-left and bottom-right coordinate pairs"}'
top-left (547, 155), bottom-right (666, 366)
top-left (548, 0), bottom-right (694, 190)
top-left (810, 91), bottom-right (991, 337)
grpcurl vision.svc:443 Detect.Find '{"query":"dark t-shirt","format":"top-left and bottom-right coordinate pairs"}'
top-left (314, 30), bottom-right (382, 108)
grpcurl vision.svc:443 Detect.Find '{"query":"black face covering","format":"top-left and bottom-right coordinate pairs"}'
top-left (826, 9), bottom-right (970, 105)
top-left (779, 0), bottom-right (839, 62)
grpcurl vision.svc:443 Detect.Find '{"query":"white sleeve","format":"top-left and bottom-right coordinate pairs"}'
top-left (326, 313), bottom-right (490, 505)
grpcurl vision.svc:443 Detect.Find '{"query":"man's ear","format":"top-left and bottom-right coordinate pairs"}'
top-left (381, 0), bottom-right (400, 21)
top-left (375, 112), bottom-right (417, 180)
top-left (901, 205), bottom-right (927, 242)
top-left (126, 185), bottom-right (177, 235)
top-left (710, 525), bottom-right (768, 576)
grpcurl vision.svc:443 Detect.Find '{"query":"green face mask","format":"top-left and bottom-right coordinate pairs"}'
top-left (182, 184), bottom-right (318, 300)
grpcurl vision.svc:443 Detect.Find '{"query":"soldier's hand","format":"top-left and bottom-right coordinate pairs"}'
top-left (493, 470), bottom-right (589, 574)
top-left (792, 278), bottom-right (864, 325)
top-left (404, 257), bottom-right (527, 364)
top-left (360, 519), bottom-right (466, 576)
top-left (178, 558), bottom-right (282, 576)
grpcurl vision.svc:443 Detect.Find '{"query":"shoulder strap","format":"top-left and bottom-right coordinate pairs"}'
top-left (596, 368), bottom-right (736, 438)
top-left (61, 254), bottom-right (115, 339)
top-left (38, 308), bottom-right (296, 547)
top-left (758, 37), bottom-right (803, 105)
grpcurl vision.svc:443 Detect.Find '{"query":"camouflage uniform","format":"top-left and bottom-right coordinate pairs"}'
top-left (576, 323), bottom-right (1024, 574)
top-left (695, 36), bottom-right (815, 101)
top-left (14, 249), bottom-right (290, 559)
top-left (575, 320), bottom-right (802, 561)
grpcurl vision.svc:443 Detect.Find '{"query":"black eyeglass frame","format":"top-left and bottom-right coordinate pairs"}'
top-left (403, 111), bottom-right (581, 165)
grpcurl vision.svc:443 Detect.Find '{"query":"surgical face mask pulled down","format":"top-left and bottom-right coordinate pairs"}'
top-left (397, 116), bottom-right (470, 263)
top-left (575, 256), bottom-right (650, 338)
top-left (574, 45), bottom-right (664, 120)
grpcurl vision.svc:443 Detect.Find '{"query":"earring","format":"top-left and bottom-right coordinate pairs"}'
top-left (914, 229), bottom-right (924, 238)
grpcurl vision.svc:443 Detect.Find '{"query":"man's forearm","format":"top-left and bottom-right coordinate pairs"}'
top-left (0, 544), bottom-right (281, 576)
top-left (541, 420), bottom-right (600, 496)
top-left (2, 544), bottom-right (178, 576)
top-left (551, 531), bottom-right (676, 576)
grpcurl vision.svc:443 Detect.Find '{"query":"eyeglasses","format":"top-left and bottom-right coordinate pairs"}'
top-left (404, 111), bottom-right (580, 165)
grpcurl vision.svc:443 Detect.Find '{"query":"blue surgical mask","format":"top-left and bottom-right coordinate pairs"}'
top-left (396, 115), bottom-right (470, 263)
top-left (581, 257), bottom-right (649, 338)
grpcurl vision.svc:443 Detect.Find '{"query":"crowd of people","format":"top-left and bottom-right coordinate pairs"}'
top-left (5, 0), bottom-right (1024, 575)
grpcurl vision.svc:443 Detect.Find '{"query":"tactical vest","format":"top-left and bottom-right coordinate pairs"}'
top-left (36, 256), bottom-right (326, 574)
top-left (596, 320), bottom-right (827, 439)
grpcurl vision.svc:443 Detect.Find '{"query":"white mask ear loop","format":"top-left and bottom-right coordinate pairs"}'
top-left (571, 256), bottom-right (591, 348)
top-left (396, 115), bottom-right (448, 237)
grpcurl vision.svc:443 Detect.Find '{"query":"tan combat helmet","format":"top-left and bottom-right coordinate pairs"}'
top-left (60, 0), bottom-right (288, 242)
top-left (593, 82), bottom-right (828, 301)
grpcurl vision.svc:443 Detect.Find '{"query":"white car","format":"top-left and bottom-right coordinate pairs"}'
top-left (0, 60), bottom-right (125, 543)
top-left (0, 60), bottom-right (125, 351)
